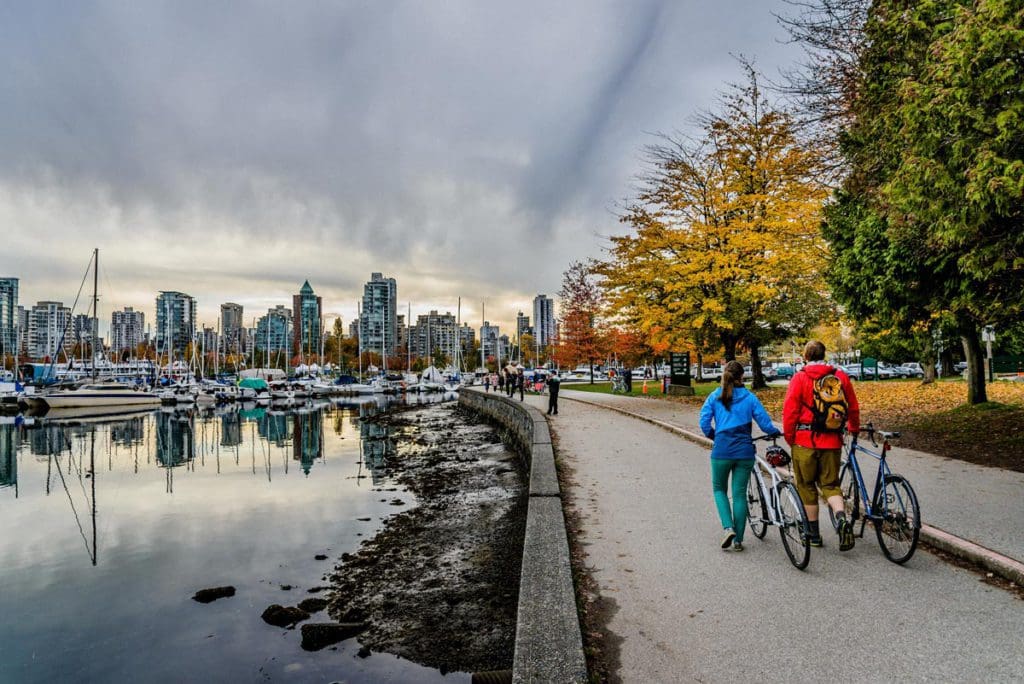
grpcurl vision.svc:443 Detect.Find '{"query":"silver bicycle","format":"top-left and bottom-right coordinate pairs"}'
top-left (746, 435), bottom-right (811, 569)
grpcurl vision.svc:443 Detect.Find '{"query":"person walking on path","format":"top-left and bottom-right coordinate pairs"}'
top-left (699, 361), bottom-right (781, 551)
top-left (546, 370), bottom-right (561, 415)
top-left (516, 368), bottom-right (525, 401)
top-left (782, 340), bottom-right (861, 550)
top-left (484, 374), bottom-right (491, 392)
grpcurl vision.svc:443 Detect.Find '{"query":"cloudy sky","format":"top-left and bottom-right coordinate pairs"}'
top-left (0, 1), bottom-right (804, 337)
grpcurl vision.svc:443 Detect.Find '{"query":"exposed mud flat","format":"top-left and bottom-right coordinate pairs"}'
top-left (326, 402), bottom-right (527, 674)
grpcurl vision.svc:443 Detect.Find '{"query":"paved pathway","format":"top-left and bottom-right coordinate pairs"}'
top-left (517, 390), bottom-right (1024, 682)
top-left (555, 389), bottom-right (1024, 563)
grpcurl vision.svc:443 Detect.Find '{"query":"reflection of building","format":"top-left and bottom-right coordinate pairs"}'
top-left (109, 416), bottom-right (146, 448)
top-left (220, 411), bottom-right (242, 447)
top-left (259, 412), bottom-right (292, 446)
top-left (155, 412), bottom-right (194, 468)
top-left (359, 408), bottom-right (395, 485)
top-left (0, 423), bottom-right (18, 489)
top-left (28, 424), bottom-right (71, 456)
top-left (292, 410), bottom-right (324, 475)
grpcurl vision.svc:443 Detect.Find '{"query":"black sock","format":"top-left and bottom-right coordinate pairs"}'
top-left (808, 520), bottom-right (820, 537)
top-left (836, 511), bottom-right (847, 523)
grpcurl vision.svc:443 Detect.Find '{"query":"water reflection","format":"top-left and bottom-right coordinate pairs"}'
top-left (0, 392), bottom-right (466, 683)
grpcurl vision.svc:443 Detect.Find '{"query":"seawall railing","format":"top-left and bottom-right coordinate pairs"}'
top-left (458, 388), bottom-right (587, 683)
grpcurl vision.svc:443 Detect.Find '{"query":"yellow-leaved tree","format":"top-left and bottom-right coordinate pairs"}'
top-left (597, 64), bottom-right (831, 387)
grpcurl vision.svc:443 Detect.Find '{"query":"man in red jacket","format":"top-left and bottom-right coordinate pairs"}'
top-left (782, 340), bottom-right (861, 550)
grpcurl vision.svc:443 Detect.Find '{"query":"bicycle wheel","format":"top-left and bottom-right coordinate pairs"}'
top-left (747, 473), bottom-right (768, 540)
top-left (873, 474), bottom-right (920, 564)
top-left (828, 463), bottom-right (860, 531)
top-left (776, 481), bottom-right (811, 570)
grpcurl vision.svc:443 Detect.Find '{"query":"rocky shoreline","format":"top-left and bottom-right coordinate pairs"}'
top-left (325, 402), bottom-right (527, 674)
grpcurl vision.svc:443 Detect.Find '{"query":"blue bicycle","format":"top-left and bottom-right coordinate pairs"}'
top-left (828, 423), bottom-right (921, 564)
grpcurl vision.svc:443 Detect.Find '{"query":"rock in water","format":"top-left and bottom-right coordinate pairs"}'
top-left (300, 623), bottom-right (367, 651)
top-left (192, 586), bottom-right (236, 603)
top-left (261, 604), bottom-right (311, 627)
top-left (297, 598), bottom-right (328, 613)
top-left (314, 554), bottom-right (328, 560)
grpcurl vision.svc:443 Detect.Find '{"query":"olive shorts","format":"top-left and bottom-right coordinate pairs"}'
top-left (790, 445), bottom-right (842, 506)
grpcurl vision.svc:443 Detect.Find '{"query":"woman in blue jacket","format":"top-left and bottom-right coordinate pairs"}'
top-left (699, 360), bottom-right (781, 551)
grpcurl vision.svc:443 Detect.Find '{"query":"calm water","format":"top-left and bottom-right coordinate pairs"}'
top-left (0, 395), bottom-right (470, 683)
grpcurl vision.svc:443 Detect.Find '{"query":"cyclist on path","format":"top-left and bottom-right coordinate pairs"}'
top-left (782, 340), bottom-right (861, 550)
top-left (699, 361), bottom-right (781, 552)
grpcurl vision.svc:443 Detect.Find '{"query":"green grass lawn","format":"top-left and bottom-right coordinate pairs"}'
top-left (563, 380), bottom-right (717, 399)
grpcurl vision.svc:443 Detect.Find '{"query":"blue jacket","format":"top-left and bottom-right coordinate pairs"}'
top-left (699, 387), bottom-right (780, 460)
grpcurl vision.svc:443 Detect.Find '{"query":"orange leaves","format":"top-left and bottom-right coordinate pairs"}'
top-left (757, 380), bottom-right (1024, 428)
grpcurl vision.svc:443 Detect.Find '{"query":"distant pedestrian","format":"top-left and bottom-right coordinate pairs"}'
top-left (484, 374), bottom-right (491, 392)
top-left (699, 361), bottom-right (781, 552)
top-left (497, 371), bottom-right (505, 393)
top-left (516, 368), bottom-right (525, 401)
top-left (547, 371), bottom-right (561, 415)
top-left (782, 340), bottom-right (860, 550)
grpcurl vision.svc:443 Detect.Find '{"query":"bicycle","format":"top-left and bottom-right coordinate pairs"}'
top-left (828, 423), bottom-right (921, 564)
top-left (611, 374), bottom-right (628, 394)
top-left (746, 435), bottom-right (811, 569)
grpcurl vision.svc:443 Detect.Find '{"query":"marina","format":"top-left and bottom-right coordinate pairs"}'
top-left (0, 395), bottom-right (472, 683)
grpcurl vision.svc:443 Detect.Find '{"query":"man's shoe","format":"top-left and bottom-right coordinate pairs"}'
top-left (733, 541), bottom-right (744, 552)
top-left (721, 529), bottom-right (736, 549)
top-left (838, 519), bottom-right (855, 551)
top-left (808, 535), bottom-right (823, 548)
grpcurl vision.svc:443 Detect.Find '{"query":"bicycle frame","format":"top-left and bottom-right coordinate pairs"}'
top-left (845, 430), bottom-right (913, 529)
top-left (750, 452), bottom-right (786, 527)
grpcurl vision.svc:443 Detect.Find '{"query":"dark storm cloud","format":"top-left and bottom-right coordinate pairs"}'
top-left (0, 1), bottom-right (802, 327)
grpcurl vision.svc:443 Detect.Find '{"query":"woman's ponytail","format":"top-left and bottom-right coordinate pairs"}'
top-left (719, 360), bottom-right (745, 409)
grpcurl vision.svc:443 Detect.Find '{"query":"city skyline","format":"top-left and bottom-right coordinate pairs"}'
top-left (0, 2), bottom-right (803, 338)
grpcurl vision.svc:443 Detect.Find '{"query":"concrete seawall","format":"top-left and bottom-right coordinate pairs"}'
top-left (459, 388), bottom-right (587, 683)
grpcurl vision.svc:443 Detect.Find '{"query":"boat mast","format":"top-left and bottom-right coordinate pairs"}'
top-left (357, 300), bottom-right (362, 378)
top-left (92, 247), bottom-right (98, 381)
top-left (480, 302), bottom-right (485, 371)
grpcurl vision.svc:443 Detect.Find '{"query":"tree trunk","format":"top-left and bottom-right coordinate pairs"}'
top-left (696, 352), bottom-right (703, 382)
top-left (749, 345), bottom-right (766, 390)
top-left (589, 359), bottom-right (594, 385)
top-left (921, 335), bottom-right (937, 385)
top-left (939, 344), bottom-right (955, 380)
top-left (721, 335), bottom-right (738, 361)
top-left (961, 323), bottom-right (987, 404)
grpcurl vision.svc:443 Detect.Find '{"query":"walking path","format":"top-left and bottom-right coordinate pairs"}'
top-left (513, 389), bottom-right (1024, 682)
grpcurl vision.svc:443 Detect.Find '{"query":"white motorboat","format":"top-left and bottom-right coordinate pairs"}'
top-left (27, 382), bottom-right (161, 410)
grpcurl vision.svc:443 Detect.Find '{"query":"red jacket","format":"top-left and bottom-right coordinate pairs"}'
top-left (782, 363), bottom-right (860, 449)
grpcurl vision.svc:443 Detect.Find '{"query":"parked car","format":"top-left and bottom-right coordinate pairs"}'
top-left (899, 362), bottom-right (925, 378)
top-left (773, 363), bottom-right (796, 380)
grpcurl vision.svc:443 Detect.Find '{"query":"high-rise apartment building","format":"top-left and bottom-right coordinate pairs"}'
top-left (516, 311), bottom-right (532, 340)
top-left (220, 302), bottom-right (244, 354)
top-left (480, 321), bottom-right (501, 361)
top-left (28, 301), bottom-right (71, 359)
top-left (72, 314), bottom-right (99, 351)
top-left (359, 273), bottom-right (397, 357)
top-left (16, 306), bottom-right (27, 355)
top-left (111, 307), bottom-right (145, 354)
top-left (533, 294), bottom-right (555, 348)
top-left (348, 317), bottom-right (360, 340)
top-left (256, 306), bottom-right (292, 354)
top-left (0, 278), bottom-right (17, 358)
top-left (411, 310), bottom-right (458, 361)
top-left (292, 281), bottom-right (322, 359)
top-left (155, 291), bottom-right (196, 356)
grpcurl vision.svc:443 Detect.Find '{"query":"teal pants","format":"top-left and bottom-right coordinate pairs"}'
top-left (711, 458), bottom-right (755, 542)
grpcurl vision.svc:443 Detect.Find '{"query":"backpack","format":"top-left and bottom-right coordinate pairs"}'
top-left (808, 370), bottom-right (848, 433)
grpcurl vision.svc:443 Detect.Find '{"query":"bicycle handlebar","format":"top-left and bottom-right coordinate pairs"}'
top-left (852, 422), bottom-right (900, 445)
top-left (752, 433), bottom-right (783, 442)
